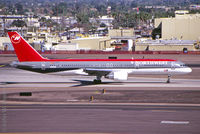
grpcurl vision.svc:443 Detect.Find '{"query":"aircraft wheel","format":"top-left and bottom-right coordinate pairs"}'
top-left (93, 79), bottom-right (102, 84)
top-left (167, 75), bottom-right (171, 83)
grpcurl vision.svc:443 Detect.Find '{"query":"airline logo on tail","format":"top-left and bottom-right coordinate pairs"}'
top-left (11, 34), bottom-right (21, 44)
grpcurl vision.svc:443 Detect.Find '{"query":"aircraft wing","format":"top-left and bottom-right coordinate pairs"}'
top-left (84, 68), bottom-right (112, 76)
top-left (84, 68), bottom-right (128, 80)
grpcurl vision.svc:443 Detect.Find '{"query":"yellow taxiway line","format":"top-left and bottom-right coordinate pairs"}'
top-left (0, 65), bottom-right (5, 67)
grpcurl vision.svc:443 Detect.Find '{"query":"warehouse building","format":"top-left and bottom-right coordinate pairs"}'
top-left (155, 10), bottom-right (200, 40)
top-left (0, 37), bottom-right (13, 50)
top-left (109, 29), bottom-right (135, 51)
top-left (70, 37), bottom-right (111, 50)
top-left (136, 39), bottom-right (196, 51)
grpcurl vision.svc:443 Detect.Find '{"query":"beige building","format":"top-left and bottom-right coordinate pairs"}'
top-left (52, 42), bottom-right (78, 51)
top-left (136, 40), bottom-right (196, 51)
top-left (109, 29), bottom-right (135, 51)
top-left (0, 37), bottom-right (12, 50)
top-left (109, 29), bottom-right (135, 37)
top-left (25, 32), bottom-right (60, 44)
top-left (70, 37), bottom-right (111, 50)
top-left (53, 28), bottom-right (135, 51)
top-left (155, 11), bottom-right (200, 40)
top-left (136, 43), bottom-right (196, 51)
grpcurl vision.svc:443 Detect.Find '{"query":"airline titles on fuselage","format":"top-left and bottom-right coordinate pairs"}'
top-left (135, 61), bottom-right (168, 65)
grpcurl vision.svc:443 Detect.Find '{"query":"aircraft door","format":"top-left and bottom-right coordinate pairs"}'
top-left (135, 61), bottom-right (139, 69)
top-left (171, 62), bottom-right (175, 70)
top-left (41, 62), bottom-right (46, 70)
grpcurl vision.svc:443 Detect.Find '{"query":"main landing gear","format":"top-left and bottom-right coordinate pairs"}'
top-left (93, 76), bottom-right (102, 84)
top-left (167, 75), bottom-right (171, 83)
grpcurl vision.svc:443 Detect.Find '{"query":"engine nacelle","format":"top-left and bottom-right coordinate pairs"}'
top-left (105, 71), bottom-right (128, 81)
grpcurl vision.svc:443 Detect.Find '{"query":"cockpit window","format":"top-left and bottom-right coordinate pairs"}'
top-left (173, 62), bottom-right (186, 68)
top-left (180, 64), bottom-right (185, 67)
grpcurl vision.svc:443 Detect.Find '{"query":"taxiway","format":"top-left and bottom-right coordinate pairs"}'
top-left (1, 54), bottom-right (200, 134)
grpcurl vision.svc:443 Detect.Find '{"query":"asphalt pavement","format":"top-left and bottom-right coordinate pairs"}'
top-left (1, 53), bottom-right (200, 134)
top-left (1, 104), bottom-right (200, 134)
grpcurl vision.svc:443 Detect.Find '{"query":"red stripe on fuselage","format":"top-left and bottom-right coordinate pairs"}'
top-left (41, 59), bottom-right (176, 62)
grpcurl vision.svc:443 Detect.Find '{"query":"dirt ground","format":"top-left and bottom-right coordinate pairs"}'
top-left (1, 87), bottom-right (200, 104)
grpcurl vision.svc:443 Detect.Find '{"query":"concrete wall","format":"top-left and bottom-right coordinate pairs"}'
top-left (52, 43), bottom-right (78, 50)
top-left (109, 29), bottom-right (135, 37)
top-left (155, 14), bottom-right (200, 40)
top-left (154, 19), bottom-right (163, 28)
top-left (136, 43), bottom-right (195, 51)
top-left (0, 37), bottom-right (11, 50)
top-left (71, 37), bottom-right (111, 50)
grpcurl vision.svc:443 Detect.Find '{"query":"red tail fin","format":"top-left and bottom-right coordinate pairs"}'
top-left (8, 32), bottom-right (45, 62)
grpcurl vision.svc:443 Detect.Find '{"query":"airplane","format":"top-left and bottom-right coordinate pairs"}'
top-left (7, 31), bottom-right (192, 83)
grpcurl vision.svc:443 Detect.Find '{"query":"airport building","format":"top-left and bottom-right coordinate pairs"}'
top-left (51, 29), bottom-right (135, 51)
top-left (109, 29), bottom-right (135, 51)
top-left (70, 37), bottom-right (111, 50)
top-left (136, 39), bottom-right (196, 51)
top-left (0, 37), bottom-right (12, 50)
top-left (155, 10), bottom-right (200, 40)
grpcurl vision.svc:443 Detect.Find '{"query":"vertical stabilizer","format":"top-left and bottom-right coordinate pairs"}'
top-left (8, 32), bottom-right (45, 62)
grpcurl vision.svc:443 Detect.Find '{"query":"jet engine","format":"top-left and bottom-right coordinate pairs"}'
top-left (105, 71), bottom-right (128, 80)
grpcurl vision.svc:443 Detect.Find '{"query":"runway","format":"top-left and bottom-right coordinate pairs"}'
top-left (1, 67), bottom-right (200, 88)
top-left (1, 67), bottom-right (200, 104)
top-left (1, 66), bottom-right (200, 133)
top-left (1, 104), bottom-right (200, 133)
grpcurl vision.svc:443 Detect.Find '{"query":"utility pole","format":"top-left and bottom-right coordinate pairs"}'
top-left (3, 8), bottom-right (8, 37)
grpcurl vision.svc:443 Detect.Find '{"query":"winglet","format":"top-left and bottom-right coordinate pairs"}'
top-left (8, 32), bottom-right (45, 62)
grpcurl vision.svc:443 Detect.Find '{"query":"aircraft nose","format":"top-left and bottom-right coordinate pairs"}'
top-left (185, 67), bottom-right (192, 73)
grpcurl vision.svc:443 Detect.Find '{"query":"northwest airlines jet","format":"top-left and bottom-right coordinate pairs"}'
top-left (8, 32), bottom-right (192, 83)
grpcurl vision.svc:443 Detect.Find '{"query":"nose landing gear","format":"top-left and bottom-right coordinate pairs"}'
top-left (167, 75), bottom-right (171, 83)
